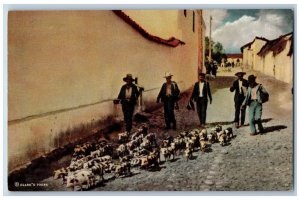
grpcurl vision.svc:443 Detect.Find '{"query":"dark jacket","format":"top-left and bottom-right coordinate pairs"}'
top-left (118, 84), bottom-right (140, 104)
top-left (230, 79), bottom-right (249, 102)
top-left (191, 81), bottom-right (212, 102)
top-left (157, 81), bottom-right (180, 103)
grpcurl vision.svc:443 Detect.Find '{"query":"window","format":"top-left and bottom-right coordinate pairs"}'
top-left (184, 10), bottom-right (187, 17)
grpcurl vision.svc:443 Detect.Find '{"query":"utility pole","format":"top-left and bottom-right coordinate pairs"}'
top-left (209, 16), bottom-right (212, 62)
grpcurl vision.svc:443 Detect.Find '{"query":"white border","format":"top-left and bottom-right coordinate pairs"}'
top-left (1, 1), bottom-right (298, 199)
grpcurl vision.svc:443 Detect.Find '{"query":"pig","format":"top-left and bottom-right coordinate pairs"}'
top-left (199, 129), bottom-right (208, 140)
top-left (199, 137), bottom-right (208, 152)
top-left (184, 147), bottom-right (193, 161)
top-left (66, 169), bottom-right (94, 191)
top-left (118, 131), bottom-right (129, 143)
top-left (225, 127), bottom-right (234, 140)
top-left (116, 144), bottom-right (129, 158)
top-left (218, 130), bottom-right (227, 146)
top-left (53, 167), bottom-right (71, 184)
top-left (114, 162), bottom-right (131, 177)
top-left (160, 147), bottom-right (171, 162)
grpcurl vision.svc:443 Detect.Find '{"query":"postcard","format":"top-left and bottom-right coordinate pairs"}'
top-left (6, 7), bottom-right (294, 192)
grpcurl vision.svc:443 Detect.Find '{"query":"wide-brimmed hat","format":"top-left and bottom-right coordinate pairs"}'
top-left (123, 74), bottom-right (134, 82)
top-left (248, 74), bottom-right (257, 81)
top-left (164, 72), bottom-right (173, 78)
top-left (235, 72), bottom-right (246, 76)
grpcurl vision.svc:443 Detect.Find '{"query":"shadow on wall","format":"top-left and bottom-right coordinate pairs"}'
top-left (8, 115), bottom-right (122, 191)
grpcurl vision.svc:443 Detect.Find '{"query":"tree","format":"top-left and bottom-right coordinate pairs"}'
top-left (214, 42), bottom-right (224, 53)
top-left (205, 37), bottom-right (226, 64)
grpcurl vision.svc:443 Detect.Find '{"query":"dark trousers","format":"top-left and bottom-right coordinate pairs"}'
top-left (234, 95), bottom-right (246, 125)
top-left (121, 101), bottom-right (135, 132)
top-left (196, 98), bottom-right (208, 125)
top-left (163, 97), bottom-right (176, 128)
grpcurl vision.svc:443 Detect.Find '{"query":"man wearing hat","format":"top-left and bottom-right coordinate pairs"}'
top-left (230, 72), bottom-right (249, 128)
top-left (117, 74), bottom-right (140, 133)
top-left (190, 72), bottom-right (212, 127)
top-left (241, 75), bottom-right (269, 136)
top-left (157, 72), bottom-right (180, 130)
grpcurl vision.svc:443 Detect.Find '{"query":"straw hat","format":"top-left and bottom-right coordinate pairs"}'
top-left (163, 72), bottom-right (173, 78)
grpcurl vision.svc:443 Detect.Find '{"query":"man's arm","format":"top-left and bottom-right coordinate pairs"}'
top-left (230, 80), bottom-right (237, 92)
top-left (207, 82), bottom-right (212, 103)
top-left (191, 83), bottom-right (197, 102)
top-left (157, 84), bottom-right (164, 103)
top-left (117, 85), bottom-right (124, 100)
top-left (134, 85), bottom-right (140, 98)
top-left (241, 88), bottom-right (250, 108)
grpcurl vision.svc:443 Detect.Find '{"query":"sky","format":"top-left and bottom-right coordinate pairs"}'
top-left (203, 9), bottom-right (294, 54)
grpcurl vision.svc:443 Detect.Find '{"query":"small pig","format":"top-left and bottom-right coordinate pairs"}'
top-left (225, 127), bottom-right (234, 140)
top-left (66, 169), bottom-right (94, 191)
top-left (199, 137), bottom-right (208, 152)
top-left (184, 147), bottom-right (193, 161)
top-left (218, 130), bottom-right (227, 146)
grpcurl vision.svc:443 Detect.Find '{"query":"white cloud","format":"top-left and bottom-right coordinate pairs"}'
top-left (203, 9), bottom-right (228, 35)
top-left (206, 10), bottom-right (288, 53)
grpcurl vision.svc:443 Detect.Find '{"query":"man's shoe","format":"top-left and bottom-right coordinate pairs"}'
top-left (250, 132), bottom-right (257, 136)
top-left (258, 129), bottom-right (265, 135)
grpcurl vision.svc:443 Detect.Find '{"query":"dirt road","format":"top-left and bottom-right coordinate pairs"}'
top-left (12, 67), bottom-right (294, 192)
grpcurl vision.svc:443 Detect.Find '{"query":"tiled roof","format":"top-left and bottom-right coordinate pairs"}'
top-left (240, 37), bottom-right (269, 53)
top-left (227, 54), bottom-right (243, 59)
top-left (257, 32), bottom-right (293, 57)
top-left (113, 10), bottom-right (185, 47)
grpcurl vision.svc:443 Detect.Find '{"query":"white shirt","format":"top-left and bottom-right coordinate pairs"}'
top-left (166, 83), bottom-right (172, 96)
top-left (238, 80), bottom-right (243, 94)
top-left (251, 85), bottom-right (259, 100)
top-left (199, 82), bottom-right (205, 97)
top-left (125, 87), bottom-right (132, 99)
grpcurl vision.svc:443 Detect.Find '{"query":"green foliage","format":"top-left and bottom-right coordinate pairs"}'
top-left (205, 36), bottom-right (227, 64)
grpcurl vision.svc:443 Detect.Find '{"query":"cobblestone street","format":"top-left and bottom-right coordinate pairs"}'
top-left (36, 67), bottom-right (293, 192)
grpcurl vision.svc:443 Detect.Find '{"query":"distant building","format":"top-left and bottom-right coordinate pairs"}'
top-left (257, 32), bottom-right (293, 83)
top-left (226, 54), bottom-right (243, 67)
top-left (240, 33), bottom-right (293, 83)
top-left (240, 37), bottom-right (269, 70)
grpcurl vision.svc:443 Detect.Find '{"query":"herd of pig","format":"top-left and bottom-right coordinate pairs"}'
top-left (53, 124), bottom-right (234, 191)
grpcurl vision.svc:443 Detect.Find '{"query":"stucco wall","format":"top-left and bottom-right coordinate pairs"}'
top-left (8, 10), bottom-right (202, 172)
top-left (262, 39), bottom-right (293, 84)
top-left (242, 36), bottom-right (293, 84)
top-left (273, 40), bottom-right (293, 83)
top-left (262, 52), bottom-right (275, 77)
top-left (251, 39), bottom-right (267, 71)
top-left (242, 49), bottom-right (249, 68)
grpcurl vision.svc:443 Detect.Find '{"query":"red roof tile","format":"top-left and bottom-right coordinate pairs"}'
top-left (113, 10), bottom-right (185, 48)
top-left (257, 32), bottom-right (293, 57)
top-left (227, 54), bottom-right (242, 59)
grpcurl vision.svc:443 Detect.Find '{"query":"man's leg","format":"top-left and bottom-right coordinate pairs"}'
top-left (164, 102), bottom-right (171, 129)
top-left (234, 102), bottom-right (240, 126)
top-left (239, 97), bottom-right (246, 125)
top-left (168, 100), bottom-right (176, 129)
top-left (255, 103), bottom-right (264, 133)
top-left (248, 101), bottom-right (257, 134)
top-left (122, 103), bottom-right (130, 132)
top-left (196, 100), bottom-right (203, 125)
top-left (127, 103), bottom-right (135, 132)
top-left (240, 105), bottom-right (246, 126)
top-left (201, 99), bottom-right (208, 125)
